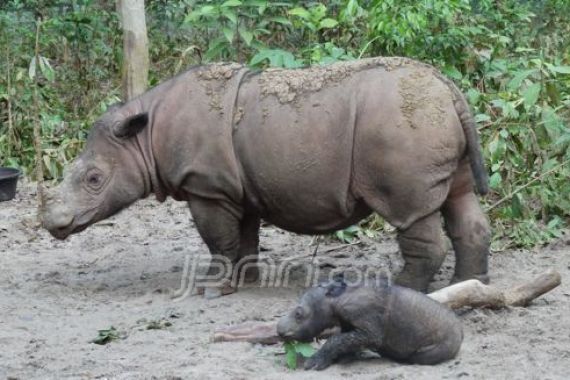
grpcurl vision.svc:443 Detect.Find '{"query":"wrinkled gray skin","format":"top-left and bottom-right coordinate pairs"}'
top-left (277, 277), bottom-right (463, 370)
top-left (43, 57), bottom-right (490, 297)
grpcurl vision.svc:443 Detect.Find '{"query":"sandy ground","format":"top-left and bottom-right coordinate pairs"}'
top-left (1, 182), bottom-right (569, 380)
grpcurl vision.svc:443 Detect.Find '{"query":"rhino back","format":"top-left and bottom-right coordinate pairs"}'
top-left (141, 59), bottom-right (468, 233)
top-left (351, 64), bottom-right (466, 229)
top-left (232, 58), bottom-right (467, 232)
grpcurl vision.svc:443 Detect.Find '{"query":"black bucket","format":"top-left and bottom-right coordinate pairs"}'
top-left (0, 167), bottom-right (21, 202)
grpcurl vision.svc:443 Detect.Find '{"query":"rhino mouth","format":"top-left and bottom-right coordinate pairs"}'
top-left (277, 325), bottom-right (313, 343)
top-left (48, 222), bottom-right (89, 240)
top-left (46, 209), bottom-right (95, 240)
top-left (281, 333), bottom-right (313, 343)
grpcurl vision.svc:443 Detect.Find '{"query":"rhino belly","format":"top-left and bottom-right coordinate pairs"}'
top-left (262, 199), bottom-right (371, 234)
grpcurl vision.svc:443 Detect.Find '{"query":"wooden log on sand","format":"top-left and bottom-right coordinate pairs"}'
top-left (428, 269), bottom-right (561, 309)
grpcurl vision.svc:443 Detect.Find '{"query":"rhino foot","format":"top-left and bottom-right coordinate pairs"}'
top-left (395, 272), bottom-right (430, 293)
top-left (196, 284), bottom-right (237, 299)
top-left (304, 352), bottom-right (334, 371)
top-left (242, 265), bottom-right (260, 284)
top-left (451, 273), bottom-right (490, 285)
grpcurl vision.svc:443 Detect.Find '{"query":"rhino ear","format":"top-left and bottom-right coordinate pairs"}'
top-left (113, 112), bottom-right (149, 139)
top-left (106, 102), bottom-right (124, 113)
top-left (326, 273), bottom-right (347, 297)
top-left (332, 272), bottom-right (345, 283)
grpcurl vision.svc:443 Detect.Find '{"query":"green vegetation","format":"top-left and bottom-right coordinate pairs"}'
top-left (145, 319), bottom-right (173, 330)
top-left (91, 326), bottom-right (122, 345)
top-left (1, 0), bottom-right (569, 247)
top-left (284, 340), bottom-right (316, 369)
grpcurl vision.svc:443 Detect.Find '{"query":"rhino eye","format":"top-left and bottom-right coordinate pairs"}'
top-left (85, 170), bottom-right (104, 190)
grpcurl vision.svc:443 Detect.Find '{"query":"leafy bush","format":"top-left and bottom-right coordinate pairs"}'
top-left (0, 0), bottom-right (121, 178)
top-left (1, 0), bottom-right (568, 247)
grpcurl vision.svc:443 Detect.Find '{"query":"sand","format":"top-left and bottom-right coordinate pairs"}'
top-left (1, 182), bottom-right (568, 379)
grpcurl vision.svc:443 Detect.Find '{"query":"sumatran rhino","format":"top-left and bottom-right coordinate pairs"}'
top-left (277, 275), bottom-right (463, 370)
top-left (42, 57), bottom-right (490, 297)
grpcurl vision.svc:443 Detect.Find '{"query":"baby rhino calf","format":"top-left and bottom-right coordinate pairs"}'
top-left (277, 276), bottom-right (463, 370)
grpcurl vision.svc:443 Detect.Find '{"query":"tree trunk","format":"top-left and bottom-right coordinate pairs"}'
top-left (116, 0), bottom-right (149, 101)
top-left (32, 18), bottom-right (45, 222)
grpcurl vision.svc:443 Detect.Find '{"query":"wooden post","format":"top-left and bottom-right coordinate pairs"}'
top-left (5, 43), bottom-right (16, 156)
top-left (116, 0), bottom-right (149, 101)
top-left (32, 18), bottom-right (45, 222)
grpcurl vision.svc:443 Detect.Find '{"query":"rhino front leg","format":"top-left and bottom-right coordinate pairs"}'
top-left (236, 213), bottom-right (261, 284)
top-left (189, 198), bottom-right (242, 299)
top-left (395, 211), bottom-right (446, 292)
top-left (304, 331), bottom-right (372, 370)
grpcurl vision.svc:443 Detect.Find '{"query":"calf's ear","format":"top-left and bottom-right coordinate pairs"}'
top-left (332, 272), bottom-right (345, 283)
top-left (113, 112), bottom-right (149, 138)
top-left (326, 283), bottom-right (346, 297)
top-left (326, 276), bottom-right (347, 298)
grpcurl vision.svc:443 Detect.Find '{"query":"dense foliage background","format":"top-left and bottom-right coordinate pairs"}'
top-left (1, 0), bottom-right (569, 248)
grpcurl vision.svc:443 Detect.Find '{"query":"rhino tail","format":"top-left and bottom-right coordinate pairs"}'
top-left (440, 75), bottom-right (489, 195)
top-left (456, 92), bottom-right (489, 195)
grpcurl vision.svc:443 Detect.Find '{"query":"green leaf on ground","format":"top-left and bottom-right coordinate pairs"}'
top-left (91, 327), bottom-right (121, 345)
top-left (284, 341), bottom-right (316, 370)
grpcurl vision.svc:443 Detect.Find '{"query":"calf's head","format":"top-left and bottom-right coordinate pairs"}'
top-left (43, 108), bottom-right (151, 239)
top-left (277, 276), bottom-right (347, 342)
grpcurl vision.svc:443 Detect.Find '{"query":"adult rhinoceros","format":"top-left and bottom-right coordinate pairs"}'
top-left (43, 57), bottom-right (490, 297)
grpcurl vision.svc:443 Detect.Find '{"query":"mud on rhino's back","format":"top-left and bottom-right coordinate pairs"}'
top-left (231, 57), bottom-right (464, 232)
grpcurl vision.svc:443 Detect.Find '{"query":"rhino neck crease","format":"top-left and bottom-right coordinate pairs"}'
top-left (134, 102), bottom-right (167, 202)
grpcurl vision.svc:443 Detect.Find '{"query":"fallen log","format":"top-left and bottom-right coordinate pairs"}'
top-left (428, 269), bottom-right (561, 309)
top-left (211, 321), bottom-right (281, 345)
top-left (212, 269), bottom-right (561, 344)
top-left (503, 269), bottom-right (561, 306)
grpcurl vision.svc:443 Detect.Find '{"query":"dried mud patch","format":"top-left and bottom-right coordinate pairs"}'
top-left (258, 56), bottom-right (420, 103)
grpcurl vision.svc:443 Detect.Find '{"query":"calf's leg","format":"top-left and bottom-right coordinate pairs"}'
top-left (304, 331), bottom-right (372, 371)
top-left (408, 339), bottom-right (461, 365)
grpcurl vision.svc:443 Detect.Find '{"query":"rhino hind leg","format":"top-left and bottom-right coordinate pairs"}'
top-left (189, 198), bottom-right (242, 298)
top-left (407, 339), bottom-right (461, 365)
top-left (442, 160), bottom-right (490, 284)
top-left (442, 190), bottom-right (490, 285)
top-left (395, 211), bottom-right (446, 292)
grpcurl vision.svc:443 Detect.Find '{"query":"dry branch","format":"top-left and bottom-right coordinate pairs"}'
top-left (504, 269), bottom-right (561, 306)
top-left (212, 269), bottom-right (561, 344)
top-left (212, 321), bottom-right (281, 345)
top-left (428, 269), bottom-right (561, 308)
top-left (427, 279), bottom-right (504, 309)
